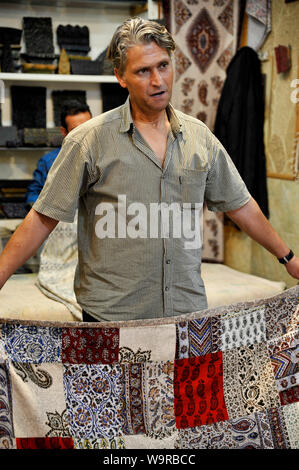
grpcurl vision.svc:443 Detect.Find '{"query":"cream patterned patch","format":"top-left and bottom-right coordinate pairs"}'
top-left (143, 362), bottom-right (176, 439)
top-left (119, 324), bottom-right (176, 363)
top-left (221, 307), bottom-right (266, 350)
top-left (223, 343), bottom-right (280, 419)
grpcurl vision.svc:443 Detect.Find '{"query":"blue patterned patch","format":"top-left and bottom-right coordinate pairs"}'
top-left (1, 324), bottom-right (62, 363)
top-left (63, 364), bottom-right (126, 439)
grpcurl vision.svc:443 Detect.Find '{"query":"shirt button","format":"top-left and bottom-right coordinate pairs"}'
top-left (166, 259), bottom-right (171, 264)
top-left (161, 174), bottom-right (166, 179)
top-left (165, 286), bottom-right (169, 291)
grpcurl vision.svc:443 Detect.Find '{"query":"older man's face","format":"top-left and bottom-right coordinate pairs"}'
top-left (115, 42), bottom-right (173, 116)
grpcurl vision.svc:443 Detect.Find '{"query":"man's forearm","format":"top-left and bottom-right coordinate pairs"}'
top-left (226, 197), bottom-right (299, 279)
top-left (0, 208), bottom-right (58, 288)
top-left (226, 198), bottom-right (289, 257)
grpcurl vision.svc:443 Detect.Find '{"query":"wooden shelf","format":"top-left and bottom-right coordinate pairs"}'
top-left (0, 0), bottom-right (146, 8)
top-left (0, 72), bottom-right (117, 84)
top-left (0, 147), bottom-right (54, 151)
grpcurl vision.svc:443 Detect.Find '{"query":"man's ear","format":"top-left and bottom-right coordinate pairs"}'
top-left (60, 126), bottom-right (68, 137)
top-left (114, 68), bottom-right (127, 89)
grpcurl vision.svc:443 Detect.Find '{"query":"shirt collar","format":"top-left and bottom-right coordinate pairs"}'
top-left (119, 96), bottom-right (184, 137)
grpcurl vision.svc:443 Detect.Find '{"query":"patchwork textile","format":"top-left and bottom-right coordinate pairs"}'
top-left (0, 286), bottom-right (298, 449)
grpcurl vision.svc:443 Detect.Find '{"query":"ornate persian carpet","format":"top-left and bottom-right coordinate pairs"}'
top-left (162, 0), bottom-right (242, 263)
top-left (166, 0), bottom-right (240, 132)
top-left (0, 286), bottom-right (298, 450)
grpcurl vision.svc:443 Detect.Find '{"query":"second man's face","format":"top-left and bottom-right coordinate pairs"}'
top-left (115, 41), bottom-right (174, 117)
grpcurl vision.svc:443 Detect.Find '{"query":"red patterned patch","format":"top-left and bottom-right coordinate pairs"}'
top-left (16, 437), bottom-right (74, 449)
top-left (279, 385), bottom-right (299, 406)
top-left (62, 328), bottom-right (119, 364)
top-left (174, 351), bottom-right (228, 429)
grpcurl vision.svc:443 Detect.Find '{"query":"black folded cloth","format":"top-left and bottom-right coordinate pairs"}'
top-left (11, 86), bottom-right (47, 129)
top-left (22, 128), bottom-right (48, 147)
top-left (0, 126), bottom-right (21, 147)
top-left (23, 17), bottom-right (55, 62)
top-left (1, 202), bottom-right (29, 219)
top-left (96, 47), bottom-right (114, 75)
top-left (0, 27), bottom-right (22, 72)
top-left (57, 25), bottom-right (90, 52)
top-left (51, 90), bottom-right (87, 127)
top-left (70, 59), bottom-right (101, 75)
top-left (0, 27), bottom-right (22, 45)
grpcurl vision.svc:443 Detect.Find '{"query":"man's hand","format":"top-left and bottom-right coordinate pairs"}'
top-left (285, 256), bottom-right (299, 280)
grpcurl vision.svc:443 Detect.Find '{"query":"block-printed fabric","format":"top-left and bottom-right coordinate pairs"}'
top-left (0, 286), bottom-right (298, 449)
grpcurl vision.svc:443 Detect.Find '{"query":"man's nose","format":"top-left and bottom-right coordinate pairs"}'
top-left (151, 69), bottom-right (162, 87)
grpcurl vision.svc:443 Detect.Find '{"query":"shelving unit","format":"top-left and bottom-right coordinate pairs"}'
top-left (0, 147), bottom-right (52, 150)
top-left (0, 0), bottom-right (159, 184)
top-left (0, 72), bottom-right (117, 84)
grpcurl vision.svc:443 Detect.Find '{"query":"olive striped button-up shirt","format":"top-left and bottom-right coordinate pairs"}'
top-left (34, 98), bottom-right (251, 321)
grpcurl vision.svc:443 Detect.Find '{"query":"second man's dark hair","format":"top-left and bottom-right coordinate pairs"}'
top-left (60, 100), bottom-right (91, 130)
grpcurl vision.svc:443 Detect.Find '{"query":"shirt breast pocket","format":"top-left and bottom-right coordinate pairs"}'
top-left (181, 168), bottom-right (208, 205)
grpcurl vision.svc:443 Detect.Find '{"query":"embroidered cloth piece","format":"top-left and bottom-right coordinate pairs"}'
top-left (0, 286), bottom-right (298, 449)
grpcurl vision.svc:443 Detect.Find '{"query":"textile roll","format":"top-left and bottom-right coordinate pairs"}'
top-left (0, 286), bottom-right (298, 449)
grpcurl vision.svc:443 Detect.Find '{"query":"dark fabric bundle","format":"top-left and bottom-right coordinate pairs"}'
top-left (96, 47), bottom-right (114, 75)
top-left (11, 86), bottom-right (46, 129)
top-left (0, 27), bottom-right (22, 72)
top-left (22, 128), bottom-right (48, 147)
top-left (214, 46), bottom-right (269, 218)
top-left (101, 83), bottom-right (128, 113)
top-left (1, 202), bottom-right (28, 219)
top-left (57, 25), bottom-right (90, 55)
top-left (51, 90), bottom-right (87, 127)
top-left (70, 59), bottom-right (101, 75)
top-left (22, 17), bottom-right (56, 64)
top-left (0, 126), bottom-right (20, 147)
top-left (46, 128), bottom-right (64, 147)
top-left (0, 27), bottom-right (22, 45)
top-left (23, 17), bottom-right (54, 54)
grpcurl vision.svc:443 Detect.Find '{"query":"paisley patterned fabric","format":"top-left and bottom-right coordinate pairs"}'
top-left (0, 286), bottom-right (298, 449)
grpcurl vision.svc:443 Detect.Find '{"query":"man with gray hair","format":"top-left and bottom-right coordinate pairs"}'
top-left (0, 17), bottom-right (298, 322)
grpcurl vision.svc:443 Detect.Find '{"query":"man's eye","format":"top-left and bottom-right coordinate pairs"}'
top-left (160, 62), bottom-right (168, 69)
top-left (138, 68), bottom-right (148, 74)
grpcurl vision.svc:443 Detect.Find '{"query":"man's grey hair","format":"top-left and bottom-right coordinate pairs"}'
top-left (107, 17), bottom-right (176, 75)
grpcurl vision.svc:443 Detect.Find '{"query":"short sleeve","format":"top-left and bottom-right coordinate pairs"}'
top-left (204, 137), bottom-right (251, 212)
top-left (33, 137), bottom-right (93, 222)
